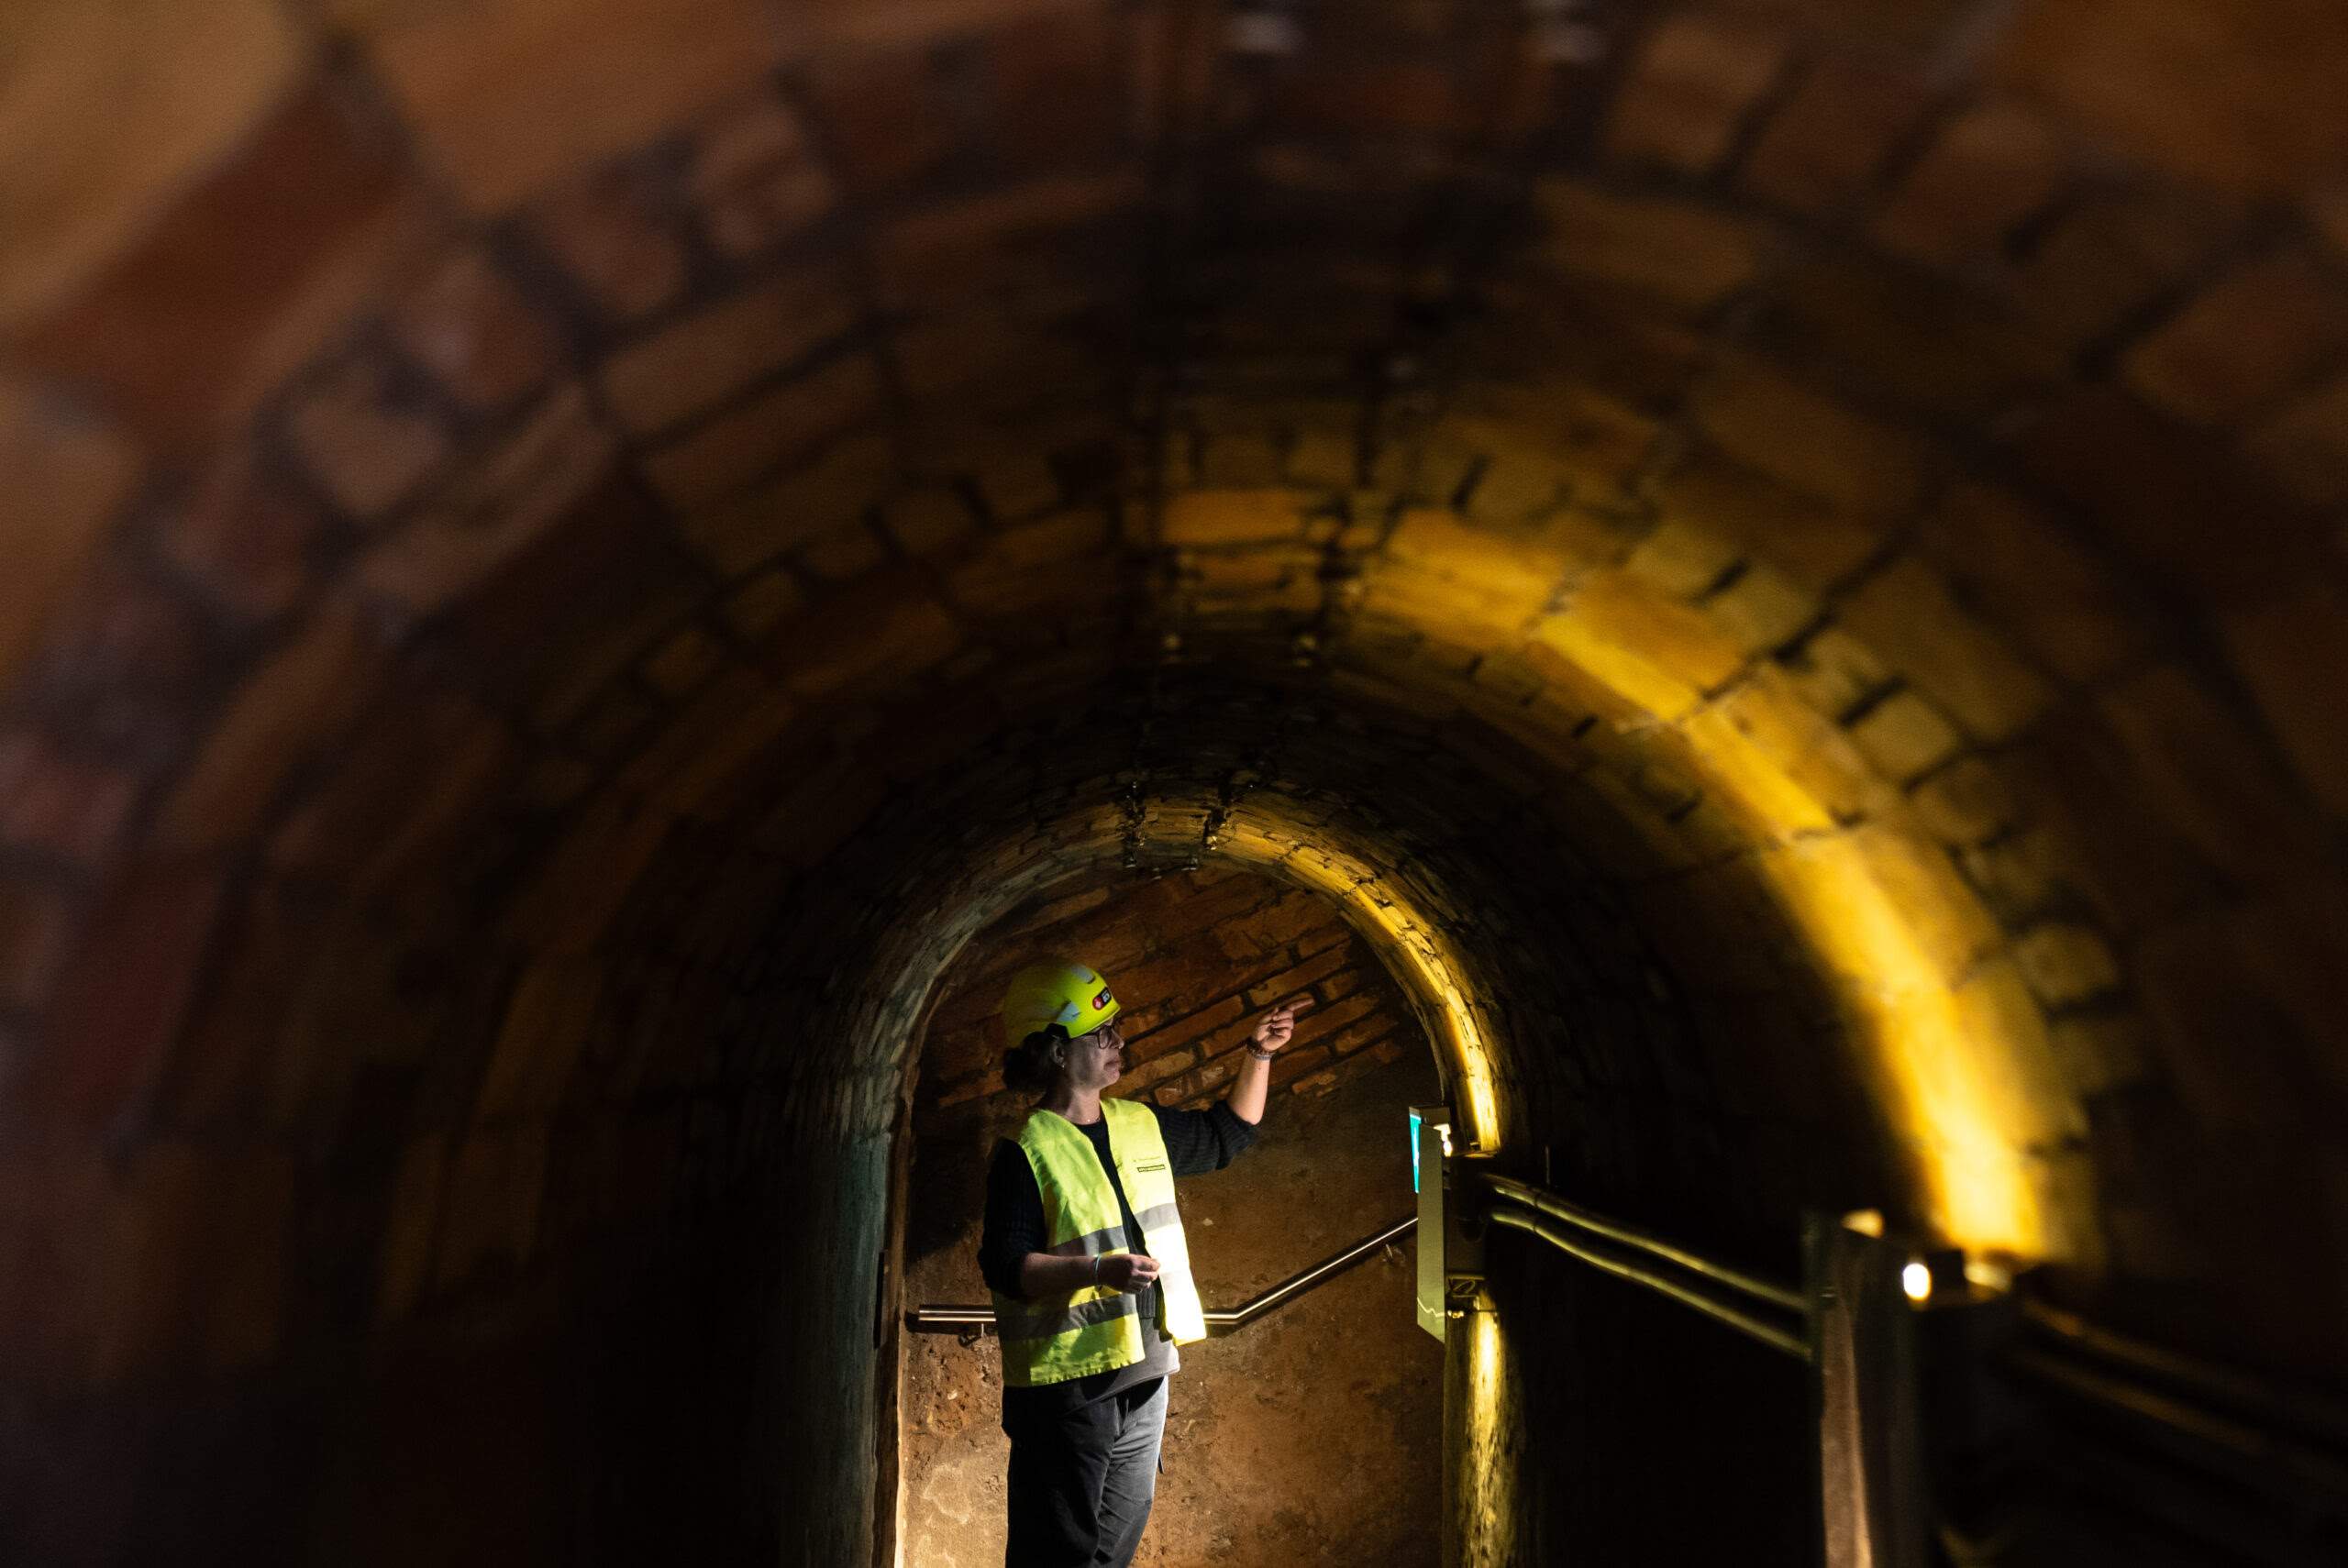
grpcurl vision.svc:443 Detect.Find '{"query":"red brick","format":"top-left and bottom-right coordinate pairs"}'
top-left (2246, 372), bottom-right (2348, 510)
top-left (528, 164), bottom-right (692, 326)
top-left (0, 880), bottom-right (76, 1007)
top-left (684, 95), bottom-right (836, 259)
top-left (984, 7), bottom-right (1122, 168)
top-left (1874, 100), bottom-right (2068, 266)
top-left (2220, 581), bottom-right (2348, 819)
top-left (1607, 14), bottom-right (1791, 175)
top-left (363, 0), bottom-right (788, 210)
top-left (804, 50), bottom-right (958, 197)
top-left (391, 248), bottom-right (562, 414)
top-left (28, 861), bottom-right (226, 1128)
top-left (285, 348), bottom-right (455, 521)
top-left (0, 374), bottom-right (142, 692)
top-left (1532, 179), bottom-right (1767, 315)
top-left (154, 602), bottom-right (389, 851)
top-left (1741, 51), bottom-right (1931, 215)
top-left (0, 0), bottom-right (301, 330)
top-left (2013, 184), bottom-right (2239, 350)
top-left (2019, 390), bottom-right (2328, 603)
top-left (357, 387), bottom-right (623, 616)
top-left (2122, 244), bottom-right (2348, 426)
top-left (1913, 482), bottom-right (2153, 685)
top-left (432, 1124), bottom-right (548, 1286)
top-left (13, 85), bottom-right (421, 448)
top-left (639, 353), bottom-right (886, 509)
top-left (0, 726), bottom-right (142, 866)
top-left (1243, 943), bottom-right (1351, 1007)
top-left (601, 264), bottom-right (862, 435)
top-left (151, 443), bottom-right (325, 624)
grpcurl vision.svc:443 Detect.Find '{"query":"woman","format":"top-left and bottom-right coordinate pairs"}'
top-left (976, 956), bottom-right (1307, 1568)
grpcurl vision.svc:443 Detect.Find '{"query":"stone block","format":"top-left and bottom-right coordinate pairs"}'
top-left (2122, 243), bottom-right (2348, 426)
top-left (358, 388), bottom-right (621, 615)
top-left (2017, 389), bottom-right (2327, 603)
top-left (17, 84), bottom-right (423, 449)
top-left (801, 520), bottom-right (889, 582)
top-left (1535, 569), bottom-right (1747, 721)
top-left (0, 0), bottom-right (301, 328)
top-left (1873, 99), bottom-right (2068, 266)
top-left (641, 625), bottom-right (725, 698)
top-left (1651, 447), bottom-right (1882, 593)
top-left (600, 264), bottom-right (862, 435)
top-left (392, 248), bottom-right (562, 414)
top-left (803, 47), bottom-right (958, 197)
top-left (768, 574), bottom-right (963, 700)
top-left (152, 444), bottom-right (327, 626)
top-left (286, 348), bottom-right (455, 521)
top-left (0, 727), bottom-right (141, 868)
top-left (432, 1123), bottom-right (549, 1287)
top-left (1606, 13), bottom-right (1792, 175)
top-left (1531, 179), bottom-right (1768, 314)
top-left (0, 879), bottom-right (74, 1009)
top-left (640, 352), bottom-right (886, 510)
top-left (683, 94), bottom-right (836, 259)
top-left (155, 602), bottom-right (389, 851)
top-left (1844, 688), bottom-right (1964, 784)
top-left (1907, 755), bottom-right (2017, 847)
top-left (1914, 481), bottom-right (2151, 685)
top-left (1160, 489), bottom-right (1305, 547)
top-left (364, 0), bottom-right (788, 209)
top-left (1740, 50), bottom-right (1931, 215)
top-left (1705, 560), bottom-right (1818, 654)
top-left (28, 860), bottom-right (225, 1128)
top-left (683, 434), bottom-right (895, 577)
top-left (1691, 357), bottom-right (1928, 519)
top-left (2220, 580), bottom-right (2348, 818)
top-left (2012, 922), bottom-right (2123, 1009)
top-left (885, 488), bottom-right (980, 555)
top-left (2097, 663), bottom-right (2316, 883)
top-left (2245, 372), bottom-right (2348, 509)
top-left (2045, 1012), bottom-right (2150, 1100)
top-left (1838, 556), bottom-right (2054, 742)
top-left (528, 164), bottom-right (692, 326)
top-left (476, 962), bottom-right (604, 1121)
top-left (984, 6), bottom-right (1122, 168)
top-left (2013, 183), bottom-right (2238, 351)
top-left (0, 375), bottom-right (140, 693)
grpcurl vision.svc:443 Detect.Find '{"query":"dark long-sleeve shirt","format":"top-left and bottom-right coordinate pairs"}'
top-left (980, 1099), bottom-right (1257, 1418)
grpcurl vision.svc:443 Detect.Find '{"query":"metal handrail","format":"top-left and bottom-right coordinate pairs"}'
top-left (1481, 1172), bottom-right (1806, 1314)
top-left (908, 1216), bottom-right (1417, 1336)
top-left (1484, 1205), bottom-right (1811, 1361)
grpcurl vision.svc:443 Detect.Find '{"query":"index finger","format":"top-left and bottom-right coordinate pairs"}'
top-left (1278, 995), bottom-right (1316, 1015)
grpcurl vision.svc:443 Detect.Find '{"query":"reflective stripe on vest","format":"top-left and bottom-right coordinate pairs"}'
top-left (991, 1099), bottom-right (1209, 1387)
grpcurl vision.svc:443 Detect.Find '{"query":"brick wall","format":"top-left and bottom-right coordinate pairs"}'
top-left (903, 866), bottom-right (1443, 1567)
top-left (4, 4), bottom-right (2348, 1565)
top-left (921, 866), bottom-right (1419, 1126)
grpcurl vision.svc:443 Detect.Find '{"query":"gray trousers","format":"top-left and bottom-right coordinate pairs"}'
top-left (1003, 1376), bottom-right (1168, 1567)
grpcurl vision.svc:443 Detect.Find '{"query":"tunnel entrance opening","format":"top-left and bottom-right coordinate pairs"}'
top-left (890, 866), bottom-right (1445, 1566)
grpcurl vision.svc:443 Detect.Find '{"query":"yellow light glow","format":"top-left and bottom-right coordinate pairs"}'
top-left (1901, 1262), bottom-right (1933, 1303)
top-left (1842, 1209), bottom-right (1886, 1239)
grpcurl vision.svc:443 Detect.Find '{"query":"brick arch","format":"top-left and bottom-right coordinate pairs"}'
top-left (5, 0), bottom-right (2346, 1561)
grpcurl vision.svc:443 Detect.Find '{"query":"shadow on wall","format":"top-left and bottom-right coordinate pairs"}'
top-left (900, 867), bottom-right (1443, 1565)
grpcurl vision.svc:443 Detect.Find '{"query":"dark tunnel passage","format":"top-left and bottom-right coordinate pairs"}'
top-left (6, 1), bottom-right (2348, 1563)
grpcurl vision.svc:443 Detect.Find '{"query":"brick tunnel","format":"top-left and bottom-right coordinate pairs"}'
top-left (5, 2), bottom-right (2346, 1563)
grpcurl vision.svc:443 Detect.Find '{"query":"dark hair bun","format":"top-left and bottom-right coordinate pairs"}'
top-left (1003, 1026), bottom-right (1069, 1094)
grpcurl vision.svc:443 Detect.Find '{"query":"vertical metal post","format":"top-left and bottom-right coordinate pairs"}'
top-left (1807, 1215), bottom-right (1928, 1568)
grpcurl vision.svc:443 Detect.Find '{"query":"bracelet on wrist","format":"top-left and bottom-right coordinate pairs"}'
top-left (1246, 1043), bottom-right (1277, 1060)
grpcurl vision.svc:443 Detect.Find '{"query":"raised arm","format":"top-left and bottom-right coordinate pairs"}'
top-left (1225, 996), bottom-right (1311, 1125)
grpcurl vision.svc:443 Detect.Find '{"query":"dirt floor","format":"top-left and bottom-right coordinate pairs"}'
top-left (898, 1051), bottom-right (1445, 1567)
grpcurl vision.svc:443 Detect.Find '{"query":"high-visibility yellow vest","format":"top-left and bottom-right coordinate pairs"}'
top-left (991, 1099), bottom-right (1207, 1387)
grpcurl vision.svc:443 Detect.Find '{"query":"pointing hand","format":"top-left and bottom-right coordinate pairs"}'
top-left (1250, 996), bottom-right (1314, 1053)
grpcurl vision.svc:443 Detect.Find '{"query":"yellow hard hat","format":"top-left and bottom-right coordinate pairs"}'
top-left (1002, 958), bottom-right (1122, 1048)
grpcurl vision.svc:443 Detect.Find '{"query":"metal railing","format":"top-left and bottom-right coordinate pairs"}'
top-left (1480, 1171), bottom-right (1810, 1359)
top-left (908, 1215), bottom-right (1417, 1337)
top-left (1472, 1170), bottom-right (2348, 1562)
